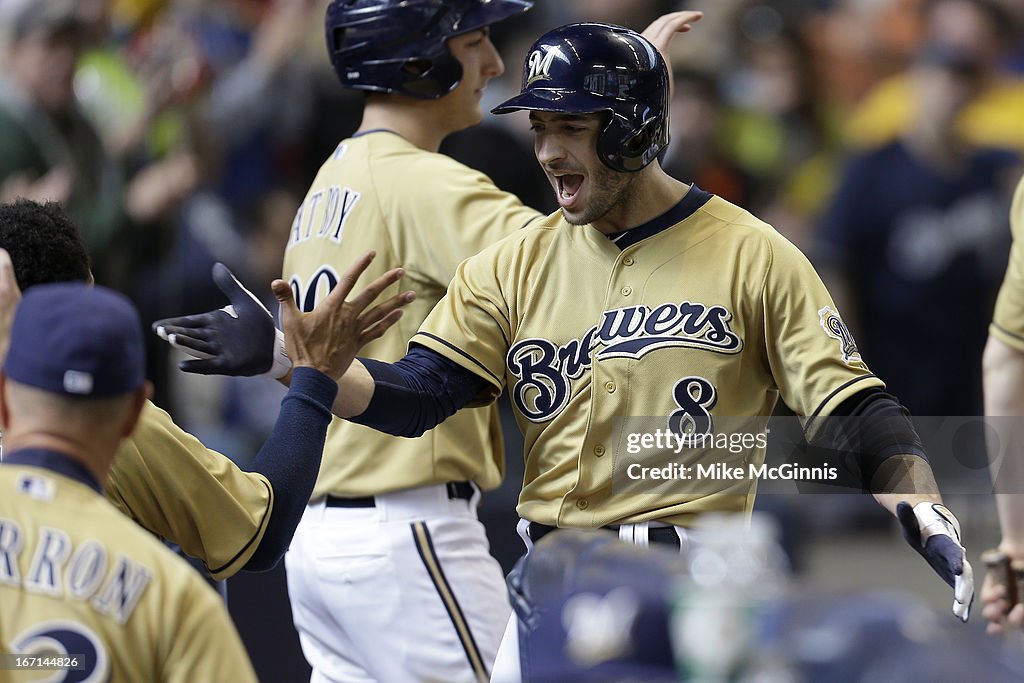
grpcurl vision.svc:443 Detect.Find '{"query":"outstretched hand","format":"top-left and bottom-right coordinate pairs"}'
top-left (272, 251), bottom-right (414, 380)
top-left (980, 549), bottom-right (1024, 635)
top-left (896, 501), bottom-right (974, 622)
top-left (153, 253), bottom-right (413, 381)
top-left (154, 262), bottom-right (290, 378)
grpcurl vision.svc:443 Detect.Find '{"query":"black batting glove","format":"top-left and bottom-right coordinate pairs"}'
top-left (153, 263), bottom-right (291, 378)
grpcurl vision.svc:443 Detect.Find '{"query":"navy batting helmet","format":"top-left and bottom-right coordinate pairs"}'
top-left (325, 0), bottom-right (532, 100)
top-left (492, 23), bottom-right (670, 173)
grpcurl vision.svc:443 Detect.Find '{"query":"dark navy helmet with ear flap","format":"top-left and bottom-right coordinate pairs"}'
top-left (492, 22), bottom-right (670, 173)
top-left (325, 0), bottom-right (532, 100)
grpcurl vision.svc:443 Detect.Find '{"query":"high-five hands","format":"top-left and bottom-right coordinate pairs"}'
top-left (155, 262), bottom-right (292, 378)
top-left (154, 252), bottom-right (413, 380)
top-left (271, 252), bottom-right (413, 379)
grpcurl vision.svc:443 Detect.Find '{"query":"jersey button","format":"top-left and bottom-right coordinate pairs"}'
top-left (593, 444), bottom-right (606, 457)
top-left (605, 381), bottom-right (616, 393)
top-left (623, 256), bottom-right (635, 266)
top-left (621, 286), bottom-right (632, 296)
top-left (576, 499), bottom-right (589, 510)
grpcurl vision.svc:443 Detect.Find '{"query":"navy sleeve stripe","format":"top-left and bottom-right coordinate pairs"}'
top-left (211, 478), bottom-right (273, 576)
top-left (807, 374), bottom-right (880, 424)
top-left (992, 322), bottom-right (1024, 344)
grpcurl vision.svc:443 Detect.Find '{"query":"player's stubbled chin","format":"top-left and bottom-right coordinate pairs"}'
top-left (557, 174), bottom-right (584, 209)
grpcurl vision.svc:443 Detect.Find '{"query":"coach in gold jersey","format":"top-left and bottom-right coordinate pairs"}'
top-left (0, 283), bottom-right (258, 682)
top-left (0, 224), bottom-right (407, 680)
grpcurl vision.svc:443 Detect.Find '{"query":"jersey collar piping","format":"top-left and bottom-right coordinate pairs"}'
top-left (608, 184), bottom-right (713, 251)
top-left (351, 128), bottom-right (406, 140)
top-left (2, 448), bottom-right (103, 493)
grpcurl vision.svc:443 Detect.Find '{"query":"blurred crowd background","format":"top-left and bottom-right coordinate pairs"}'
top-left (2, 0), bottom-right (1023, 676)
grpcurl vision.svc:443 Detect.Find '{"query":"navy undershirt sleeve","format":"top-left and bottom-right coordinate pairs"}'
top-left (824, 387), bottom-right (928, 490)
top-left (243, 367), bottom-right (338, 571)
top-left (352, 346), bottom-right (490, 438)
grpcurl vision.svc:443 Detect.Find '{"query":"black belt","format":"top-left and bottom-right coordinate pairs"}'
top-left (325, 481), bottom-right (474, 508)
top-left (528, 522), bottom-right (681, 549)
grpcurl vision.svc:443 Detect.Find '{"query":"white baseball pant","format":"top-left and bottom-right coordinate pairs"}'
top-left (286, 483), bottom-right (511, 682)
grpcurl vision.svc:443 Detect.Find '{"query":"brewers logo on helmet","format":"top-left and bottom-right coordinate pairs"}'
top-left (492, 22), bottom-right (670, 172)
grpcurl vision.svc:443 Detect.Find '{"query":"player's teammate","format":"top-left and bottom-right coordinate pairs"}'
top-left (162, 21), bottom-right (975, 680)
top-left (279, 2), bottom-right (533, 680)
top-left (980, 172), bottom-right (1024, 634)
top-left (0, 282), bottom-right (259, 682)
top-left (0, 198), bottom-right (411, 584)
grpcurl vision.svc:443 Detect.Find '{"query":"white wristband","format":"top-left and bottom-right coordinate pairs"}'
top-left (267, 327), bottom-right (292, 380)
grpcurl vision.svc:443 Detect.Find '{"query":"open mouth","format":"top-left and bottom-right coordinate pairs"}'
top-left (556, 174), bottom-right (584, 208)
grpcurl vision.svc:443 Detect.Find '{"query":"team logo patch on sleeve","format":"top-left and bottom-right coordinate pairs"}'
top-left (818, 306), bottom-right (861, 364)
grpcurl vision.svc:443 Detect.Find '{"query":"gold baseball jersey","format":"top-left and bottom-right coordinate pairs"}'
top-left (413, 189), bottom-right (883, 527)
top-left (990, 174), bottom-right (1024, 349)
top-left (0, 454), bottom-right (257, 683)
top-left (283, 130), bottom-right (541, 497)
top-left (103, 401), bottom-right (272, 581)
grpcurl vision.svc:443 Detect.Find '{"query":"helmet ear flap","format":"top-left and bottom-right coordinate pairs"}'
top-left (622, 120), bottom-right (654, 156)
top-left (598, 115), bottom-right (663, 173)
top-left (402, 58), bottom-right (433, 76)
top-left (596, 115), bottom-right (627, 173)
top-left (329, 26), bottom-right (346, 53)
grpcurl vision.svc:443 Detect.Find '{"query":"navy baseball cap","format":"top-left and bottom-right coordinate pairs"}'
top-left (4, 283), bottom-right (145, 397)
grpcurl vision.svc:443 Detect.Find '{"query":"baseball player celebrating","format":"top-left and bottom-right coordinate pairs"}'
top-left (0, 283), bottom-right (258, 682)
top-left (0, 197), bottom-right (411, 586)
top-left (450, 26), bottom-right (973, 677)
top-left (981, 171), bottom-right (1024, 634)
top-left (163, 19), bottom-right (975, 678)
top-left (352, 19), bottom-right (968, 612)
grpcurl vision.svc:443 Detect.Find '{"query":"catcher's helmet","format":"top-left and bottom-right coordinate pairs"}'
top-left (325, 0), bottom-right (532, 100)
top-left (492, 23), bottom-right (670, 173)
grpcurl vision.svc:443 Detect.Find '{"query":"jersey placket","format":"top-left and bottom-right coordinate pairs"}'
top-left (561, 246), bottom-right (640, 527)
